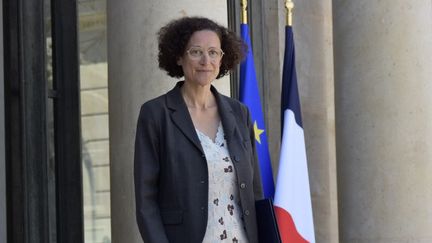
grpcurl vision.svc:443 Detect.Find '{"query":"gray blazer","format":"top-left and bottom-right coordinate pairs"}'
top-left (134, 81), bottom-right (263, 243)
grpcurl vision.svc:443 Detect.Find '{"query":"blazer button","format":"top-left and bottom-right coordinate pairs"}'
top-left (201, 206), bottom-right (205, 210)
top-left (200, 180), bottom-right (205, 184)
top-left (201, 154), bottom-right (206, 158)
top-left (244, 210), bottom-right (250, 216)
top-left (233, 155), bottom-right (240, 162)
top-left (240, 183), bottom-right (246, 189)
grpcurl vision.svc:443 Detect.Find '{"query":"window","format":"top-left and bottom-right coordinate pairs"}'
top-left (78, 0), bottom-right (111, 242)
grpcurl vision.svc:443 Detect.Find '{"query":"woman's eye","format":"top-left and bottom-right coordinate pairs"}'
top-left (208, 50), bottom-right (218, 57)
top-left (190, 49), bottom-right (202, 56)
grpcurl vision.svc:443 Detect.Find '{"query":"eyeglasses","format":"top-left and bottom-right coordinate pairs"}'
top-left (186, 47), bottom-right (225, 61)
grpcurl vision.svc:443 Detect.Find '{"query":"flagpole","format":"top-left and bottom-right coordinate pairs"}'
top-left (285, 0), bottom-right (294, 26)
top-left (241, 0), bottom-right (247, 24)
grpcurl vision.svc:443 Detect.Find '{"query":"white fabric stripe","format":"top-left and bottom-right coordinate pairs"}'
top-left (274, 109), bottom-right (316, 243)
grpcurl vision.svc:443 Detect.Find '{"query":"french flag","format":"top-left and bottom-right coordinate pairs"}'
top-left (273, 25), bottom-right (316, 243)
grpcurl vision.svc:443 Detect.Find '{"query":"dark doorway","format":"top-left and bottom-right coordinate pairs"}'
top-left (3, 0), bottom-right (83, 242)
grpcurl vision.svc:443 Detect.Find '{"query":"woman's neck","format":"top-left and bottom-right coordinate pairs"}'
top-left (181, 82), bottom-right (216, 110)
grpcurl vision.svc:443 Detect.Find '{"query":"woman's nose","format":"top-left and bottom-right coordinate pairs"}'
top-left (199, 52), bottom-right (211, 64)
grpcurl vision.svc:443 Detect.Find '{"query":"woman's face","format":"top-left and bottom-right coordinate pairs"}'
top-left (177, 30), bottom-right (222, 87)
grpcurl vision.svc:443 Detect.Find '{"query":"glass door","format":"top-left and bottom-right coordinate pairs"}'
top-left (78, 0), bottom-right (111, 242)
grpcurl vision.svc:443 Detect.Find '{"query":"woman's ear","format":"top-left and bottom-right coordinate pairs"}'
top-left (177, 57), bottom-right (182, 66)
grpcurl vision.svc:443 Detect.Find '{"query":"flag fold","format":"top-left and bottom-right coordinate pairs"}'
top-left (274, 25), bottom-right (316, 243)
top-left (239, 23), bottom-right (275, 199)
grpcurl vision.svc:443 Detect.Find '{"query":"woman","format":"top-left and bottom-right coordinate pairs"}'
top-left (134, 16), bottom-right (263, 243)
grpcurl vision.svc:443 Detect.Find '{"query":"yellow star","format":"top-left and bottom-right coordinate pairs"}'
top-left (253, 121), bottom-right (265, 144)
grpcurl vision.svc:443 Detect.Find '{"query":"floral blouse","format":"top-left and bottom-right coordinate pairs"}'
top-left (196, 123), bottom-right (249, 243)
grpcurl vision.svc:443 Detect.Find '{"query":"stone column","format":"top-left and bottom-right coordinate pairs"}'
top-left (246, 1), bottom-right (339, 242)
top-left (107, 1), bottom-right (229, 242)
top-left (287, 1), bottom-right (339, 242)
top-left (333, 1), bottom-right (432, 242)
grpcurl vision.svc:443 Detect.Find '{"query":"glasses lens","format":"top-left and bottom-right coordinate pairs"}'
top-left (187, 47), bottom-right (223, 60)
top-left (208, 49), bottom-right (221, 59)
top-left (188, 48), bottom-right (203, 58)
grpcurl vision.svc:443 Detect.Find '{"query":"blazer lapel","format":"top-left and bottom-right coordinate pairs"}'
top-left (211, 86), bottom-right (244, 162)
top-left (212, 86), bottom-right (236, 142)
top-left (166, 82), bottom-right (204, 154)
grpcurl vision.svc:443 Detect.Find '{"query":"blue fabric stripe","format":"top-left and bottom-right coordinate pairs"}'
top-left (281, 26), bottom-right (303, 129)
top-left (239, 24), bottom-right (275, 199)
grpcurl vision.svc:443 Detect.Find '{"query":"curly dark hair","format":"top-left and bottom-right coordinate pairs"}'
top-left (157, 16), bottom-right (247, 79)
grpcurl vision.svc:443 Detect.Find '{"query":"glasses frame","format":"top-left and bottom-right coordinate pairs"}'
top-left (185, 47), bottom-right (225, 62)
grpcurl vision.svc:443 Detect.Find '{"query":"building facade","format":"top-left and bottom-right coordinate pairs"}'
top-left (2, 0), bottom-right (432, 243)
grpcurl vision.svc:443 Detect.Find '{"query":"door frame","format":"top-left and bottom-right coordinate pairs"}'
top-left (3, 0), bottom-right (83, 242)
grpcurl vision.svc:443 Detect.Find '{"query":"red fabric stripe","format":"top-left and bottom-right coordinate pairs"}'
top-left (274, 206), bottom-right (309, 243)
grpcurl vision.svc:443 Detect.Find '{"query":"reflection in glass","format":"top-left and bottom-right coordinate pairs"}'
top-left (78, 0), bottom-right (111, 242)
top-left (45, 0), bottom-right (57, 242)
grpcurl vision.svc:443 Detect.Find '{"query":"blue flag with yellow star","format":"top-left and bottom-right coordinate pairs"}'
top-left (239, 23), bottom-right (275, 198)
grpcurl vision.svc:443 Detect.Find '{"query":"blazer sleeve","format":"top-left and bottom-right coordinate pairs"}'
top-left (244, 106), bottom-right (264, 201)
top-left (134, 104), bottom-right (169, 243)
